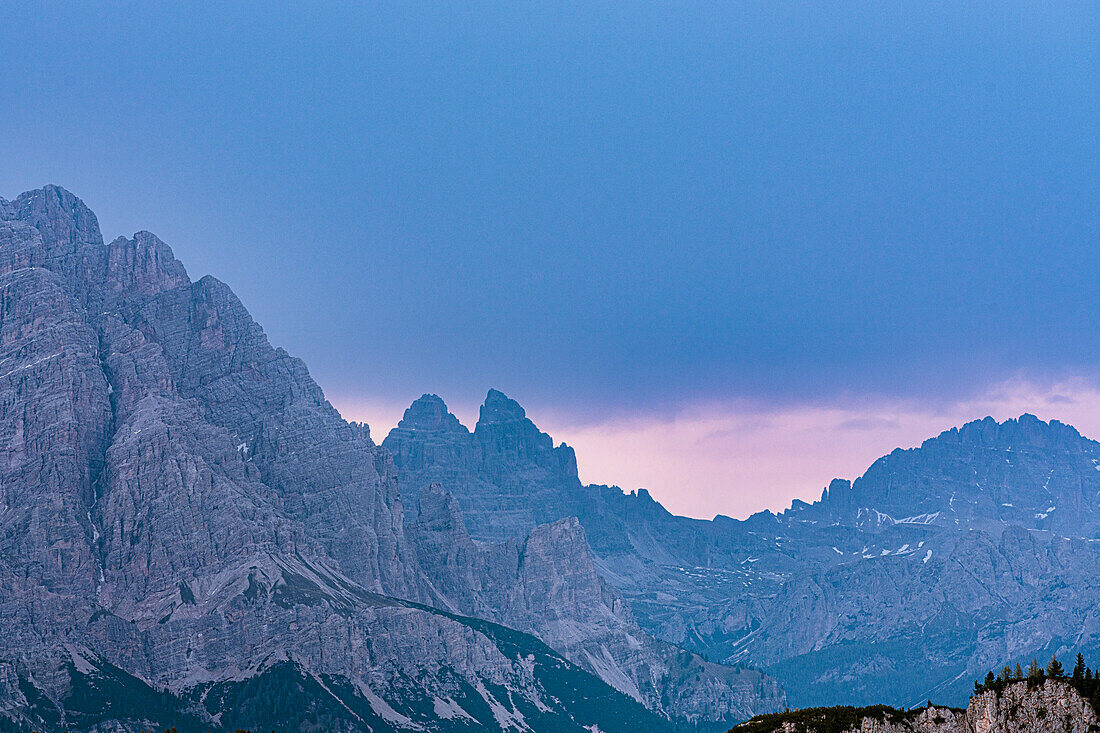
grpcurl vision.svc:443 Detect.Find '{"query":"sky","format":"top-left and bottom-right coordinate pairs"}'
top-left (2, 2), bottom-right (1098, 519)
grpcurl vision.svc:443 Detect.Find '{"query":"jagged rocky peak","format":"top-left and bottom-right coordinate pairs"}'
top-left (823, 477), bottom-right (852, 501)
top-left (381, 395), bottom-right (479, 512)
top-left (474, 388), bottom-right (579, 476)
top-left (805, 477), bottom-right (855, 514)
top-left (1, 185), bottom-right (106, 296)
top-left (397, 393), bottom-right (467, 433)
top-left (477, 387), bottom-right (528, 424)
top-left (11, 185), bottom-right (103, 256)
top-left (105, 230), bottom-right (190, 297)
top-left (387, 389), bottom-right (612, 554)
top-left (388, 387), bottom-right (582, 490)
top-left (931, 413), bottom-right (1090, 452)
top-left (0, 183), bottom-right (424, 640)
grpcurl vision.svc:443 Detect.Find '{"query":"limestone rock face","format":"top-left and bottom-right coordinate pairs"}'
top-left (965, 680), bottom-right (1099, 733)
top-left (411, 484), bottom-right (786, 725)
top-left (107, 241), bottom-right (420, 599)
top-left (0, 186), bottom-right (679, 733)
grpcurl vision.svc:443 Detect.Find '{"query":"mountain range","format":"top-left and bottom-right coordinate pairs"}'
top-left (0, 186), bottom-right (779, 731)
top-left (387, 393), bottom-right (1100, 710)
top-left (1, 185), bottom-right (1097, 731)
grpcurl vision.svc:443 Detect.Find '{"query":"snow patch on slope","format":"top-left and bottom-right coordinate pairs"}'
top-left (474, 680), bottom-right (531, 731)
top-left (354, 678), bottom-right (417, 727)
top-left (433, 696), bottom-right (477, 722)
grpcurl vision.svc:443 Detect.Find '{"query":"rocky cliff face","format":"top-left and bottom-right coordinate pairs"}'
top-left (965, 680), bottom-right (1099, 733)
top-left (384, 391), bottom-right (583, 542)
top-left (387, 394), bottom-right (789, 723)
top-left (850, 708), bottom-right (962, 733)
top-left (0, 186), bottom-right (693, 732)
top-left (411, 484), bottom-right (785, 725)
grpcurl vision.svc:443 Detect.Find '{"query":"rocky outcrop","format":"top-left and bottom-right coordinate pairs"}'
top-left (964, 680), bottom-right (1100, 733)
top-left (735, 680), bottom-right (1099, 733)
top-left (853, 707), bottom-right (962, 733)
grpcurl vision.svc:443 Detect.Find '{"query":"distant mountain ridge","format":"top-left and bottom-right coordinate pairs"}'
top-left (815, 414), bottom-right (1100, 533)
top-left (385, 395), bottom-right (1100, 710)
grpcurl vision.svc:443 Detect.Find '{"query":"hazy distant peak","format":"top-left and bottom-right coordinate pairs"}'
top-left (929, 413), bottom-right (1089, 452)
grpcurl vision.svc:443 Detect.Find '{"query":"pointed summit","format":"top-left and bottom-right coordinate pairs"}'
top-left (477, 388), bottom-right (527, 426)
top-left (469, 389), bottom-right (580, 484)
top-left (383, 395), bottom-right (477, 523)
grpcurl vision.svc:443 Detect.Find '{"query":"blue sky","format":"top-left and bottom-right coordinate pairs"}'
top-left (3, 3), bottom-right (1098, 516)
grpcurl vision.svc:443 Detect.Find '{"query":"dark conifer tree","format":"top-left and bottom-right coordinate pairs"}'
top-left (1073, 653), bottom-right (1086, 683)
top-left (1028, 658), bottom-right (1042, 679)
top-left (1046, 655), bottom-right (1064, 678)
top-left (1015, 662), bottom-right (1024, 679)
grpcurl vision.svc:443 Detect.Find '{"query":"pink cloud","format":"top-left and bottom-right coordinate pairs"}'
top-left (537, 377), bottom-right (1100, 520)
top-left (332, 377), bottom-right (1100, 522)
